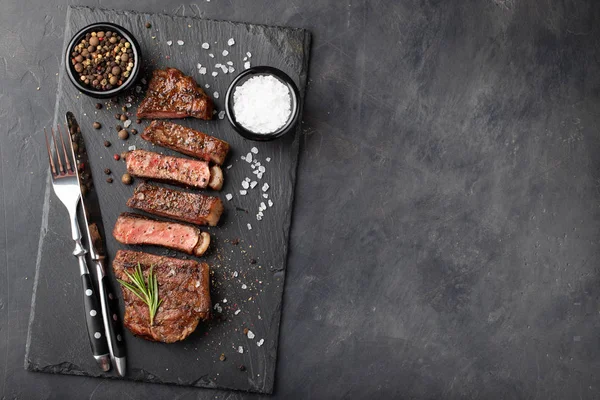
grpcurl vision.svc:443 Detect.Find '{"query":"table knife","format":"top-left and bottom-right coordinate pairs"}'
top-left (66, 112), bottom-right (127, 377)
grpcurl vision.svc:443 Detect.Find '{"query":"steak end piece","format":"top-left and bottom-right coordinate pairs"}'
top-left (141, 120), bottom-right (230, 165)
top-left (113, 212), bottom-right (211, 256)
top-left (137, 68), bottom-right (213, 120)
top-left (113, 250), bottom-right (211, 343)
top-left (125, 149), bottom-right (223, 190)
top-left (126, 182), bottom-right (224, 226)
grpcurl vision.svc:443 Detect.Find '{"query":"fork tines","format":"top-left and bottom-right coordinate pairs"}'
top-left (45, 125), bottom-right (75, 177)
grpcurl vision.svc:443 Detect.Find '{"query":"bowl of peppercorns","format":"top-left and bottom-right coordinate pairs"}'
top-left (65, 22), bottom-right (141, 98)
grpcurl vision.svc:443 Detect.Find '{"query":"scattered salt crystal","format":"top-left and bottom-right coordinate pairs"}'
top-left (225, 193), bottom-right (233, 201)
top-left (244, 177), bottom-right (251, 182)
top-left (226, 61), bottom-right (233, 66)
top-left (205, 83), bottom-right (210, 88)
top-left (257, 173), bottom-right (263, 179)
top-left (251, 147), bottom-right (258, 154)
top-left (124, 120), bottom-right (132, 128)
top-left (222, 298), bottom-right (228, 303)
top-left (266, 157), bottom-right (271, 162)
top-left (250, 181), bottom-right (257, 189)
top-left (128, 145), bottom-right (136, 151)
top-left (166, 40), bottom-right (173, 46)
top-left (258, 166), bottom-right (266, 173)
top-left (126, 103), bottom-right (132, 108)
top-left (202, 42), bottom-right (210, 49)
top-left (240, 190), bottom-right (247, 195)
top-left (242, 181), bottom-right (249, 189)
top-left (234, 309), bottom-right (241, 315)
top-left (263, 193), bottom-right (268, 199)
top-left (218, 111), bottom-right (225, 119)
top-left (197, 63), bottom-right (202, 69)
top-left (243, 56), bottom-right (248, 61)
top-left (177, 40), bottom-right (184, 46)
top-left (136, 86), bottom-right (142, 93)
top-left (215, 63), bottom-right (222, 68)
top-left (247, 51), bottom-right (252, 58)
top-left (241, 155), bottom-right (246, 161)
top-left (260, 202), bottom-right (266, 210)
top-left (262, 183), bottom-right (269, 191)
top-left (247, 330), bottom-right (255, 339)
top-left (256, 215), bottom-right (262, 221)
top-left (227, 38), bottom-right (235, 46)
top-left (214, 303), bottom-right (223, 313)
top-left (212, 71), bottom-right (218, 77)
top-left (246, 152), bottom-right (253, 162)
top-left (213, 91), bottom-right (219, 99)
top-left (257, 339), bottom-right (264, 347)
top-left (221, 65), bottom-right (228, 73)
top-left (268, 199), bottom-right (273, 207)
top-left (251, 164), bottom-right (256, 170)
top-left (199, 67), bottom-right (207, 75)
top-left (238, 346), bottom-right (244, 354)
top-left (228, 66), bottom-right (235, 73)
top-left (233, 271), bottom-right (238, 277)
top-left (226, 164), bottom-right (232, 169)
top-left (244, 61), bottom-right (251, 69)
top-left (222, 50), bottom-right (229, 56)
top-left (242, 284), bottom-right (248, 289)
top-left (246, 224), bottom-right (251, 231)
top-left (209, 53), bottom-right (214, 58)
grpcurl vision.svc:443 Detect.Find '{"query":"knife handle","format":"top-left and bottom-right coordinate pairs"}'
top-left (80, 271), bottom-right (111, 370)
top-left (95, 261), bottom-right (127, 376)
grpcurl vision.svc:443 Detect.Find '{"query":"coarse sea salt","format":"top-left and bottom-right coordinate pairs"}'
top-left (233, 75), bottom-right (291, 134)
top-left (228, 38), bottom-right (235, 46)
top-left (202, 42), bottom-right (210, 49)
top-left (177, 40), bottom-right (184, 45)
top-left (225, 193), bottom-right (233, 201)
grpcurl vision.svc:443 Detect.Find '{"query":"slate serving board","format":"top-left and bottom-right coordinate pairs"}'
top-left (25, 6), bottom-right (310, 394)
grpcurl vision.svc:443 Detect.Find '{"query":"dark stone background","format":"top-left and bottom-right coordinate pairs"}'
top-left (1, 0), bottom-right (600, 399)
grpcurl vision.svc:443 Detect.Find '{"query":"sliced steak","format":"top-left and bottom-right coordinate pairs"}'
top-left (125, 149), bottom-right (223, 190)
top-left (113, 250), bottom-right (211, 343)
top-left (141, 120), bottom-right (230, 165)
top-left (113, 212), bottom-right (211, 256)
top-left (126, 182), bottom-right (224, 226)
top-left (137, 68), bottom-right (213, 120)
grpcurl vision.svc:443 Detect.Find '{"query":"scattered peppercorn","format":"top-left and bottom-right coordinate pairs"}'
top-left (115, 113), bottom-right (121, 120)
top-left (116, 125), bottom-right (123, 131)
top-left (130, 129), bottom-right (138, 135)
top-left (239, 365), bottom-right (246, 372)
top-left (118, 129), bottom-right (129, 140)
top-left (95, 103), bottom-right (103, 110)
top-left (231, 238), bottom-right (240, 245)
top-left (243, 328), bottom-right (249, 335)
top-left (121, 106), bottom-right (127, 112)
top-left (121, 173), bottom-right (133, 185)
top-left (103, 140), bottom-right (111, 147)
top-left (120, 114), bottom-right (128, 122)
top-left (92, 122), bottom-right (101, 129)
top-left (106, 177), bottom-right (113, 183)
top-left (136, 119), bottom-right (142, 124)
top-left (219, 354), bottom-right (226, 362)
top-left (113, 154), bottom-right (121, 161)
top-left (250, 259), bottom-right (257, 265)
top-left (145, 22), bottom-right (152, 29)
top-left (104, 168), bottom-right (111, 175)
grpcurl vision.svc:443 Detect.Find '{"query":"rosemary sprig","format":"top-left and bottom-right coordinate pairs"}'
top-left (117, 263), bottom-right (163, 325)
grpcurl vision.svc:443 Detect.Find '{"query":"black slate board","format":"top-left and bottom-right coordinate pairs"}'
top-left (25, 6), bottom-right (310, 394)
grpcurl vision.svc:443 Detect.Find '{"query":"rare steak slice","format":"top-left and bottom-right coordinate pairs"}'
top-left (141, 120), bottom-right (230, 165)
top-left (126, 182), bottom-right (224, 226)
top-left (113, 250), bottom-right (211, 343)
top-left (113, 212), bottom-right (211, 256)
top-left (125, 149), bottom-right (223, 190)
top-left (137, 68), bottom-right (213, 120)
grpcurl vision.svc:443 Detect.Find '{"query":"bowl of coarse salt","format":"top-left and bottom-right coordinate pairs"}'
top-left (225, 66), bottom-right (300, 141)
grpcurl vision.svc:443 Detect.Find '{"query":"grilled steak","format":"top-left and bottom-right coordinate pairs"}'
top-left (113, 250), bottom-right (211, 343)
top-left (125, 149), bottom-right (223, 190)
top-left (127, 183), bottom-right (224, 226)
top-left (113, 212), bottom-right (211, 256)
top-left (137, 68), bottom-right (213, 120)
top-left (141, 120), bottom-right (230, 165)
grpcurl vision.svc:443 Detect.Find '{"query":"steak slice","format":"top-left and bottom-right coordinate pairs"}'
top-left (141, 120), bottom-right (230, 165)
top-left (126, 182), bottom-right (224, 226)
top-left (113, 250), bottom-right (211, 343)
top-left (113, 212), bottom-right (211, 256)
top-left (137, 68), bottom-right (213, 120)
top-left (125, 149), bottom-right (223, 190)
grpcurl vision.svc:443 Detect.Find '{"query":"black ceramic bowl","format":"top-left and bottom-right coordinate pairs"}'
top-left (225, 66), bottom-right (300, 141)
top-left (65, 22), bottom-right (142, 99)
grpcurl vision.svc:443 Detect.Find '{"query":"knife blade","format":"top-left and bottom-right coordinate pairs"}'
top-left (66, 111), bottom-right (127, 377)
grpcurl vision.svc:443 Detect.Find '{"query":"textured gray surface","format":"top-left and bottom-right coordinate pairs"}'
top-left (24, 6), bottom-right (309, 394)
top-left (2, 0), bottom-right (600, 399)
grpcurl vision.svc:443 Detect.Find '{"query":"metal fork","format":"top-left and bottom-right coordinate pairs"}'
top-left (44, 125), bottom-right (111, 372)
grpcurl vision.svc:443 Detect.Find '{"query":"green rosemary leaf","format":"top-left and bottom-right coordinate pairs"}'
top-left (117, 263), bottom-right (161, 326)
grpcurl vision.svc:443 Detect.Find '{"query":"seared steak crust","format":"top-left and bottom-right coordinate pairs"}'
top-left (113, 250), bottom-right (211, 343)
top-left (142, 121), bottom-right (230, 165)
top-left (137, 68), bottom-right (213, 120)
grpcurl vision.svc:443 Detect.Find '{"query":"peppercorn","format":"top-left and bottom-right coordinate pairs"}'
top-left (118, 129), bottom-right (129, 140)
top-left (120, 114), bottom-right (127, 122)
top-left (243, 328), bottom-right (249, 335)
top-left (145, 22), bottom-right (152, 29)
top-left (239, 365), bottom-right (246, 372)
top-left (95, 103), bottom-right (103, 110)
top-left (115, 125), bottom-right (122, 131)
top-left (219, 354), bottom-right (226, 362)
top-left (103, 140), bottom-right (111, 147)
top-left (136, 119), bottom-right (142, 124)
top-left (121, 173), bottom-right (133, 185)
top-left (115, 113), bottom-right (121, 120)
top-left (130, 129), bottom-right (138, 135)
top-left (250, 259), bottom-right (257, 265)
top-left (113, 154), bottom-right (120, 161)
top-left (121, 105), bottom-right (127, 112)
top-left (92, 122), bottom-right (101, 129)
top-left (106, 177), bottom-right (113, 183)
